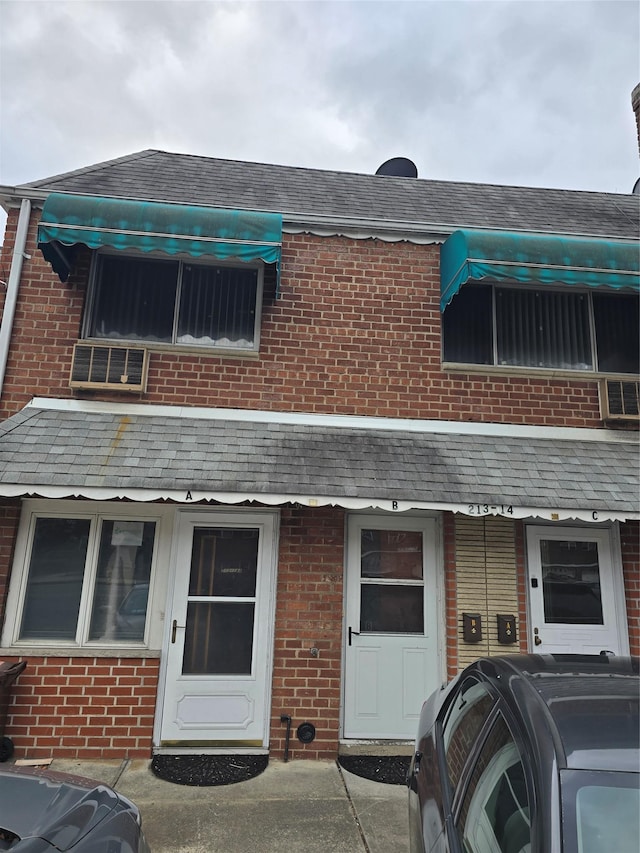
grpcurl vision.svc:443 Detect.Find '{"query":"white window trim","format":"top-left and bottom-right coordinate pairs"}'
top-left (1, 500), bottom-right (173, 652)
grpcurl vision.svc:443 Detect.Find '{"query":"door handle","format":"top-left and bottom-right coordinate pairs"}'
top-left (407, 751), bottom-right (422, 791)
top-left (533, 627), bottom-right (542, 646)
top-left (171, 619), bottom-right (186, 643)
top-left (348, 626), bottom-right (360, 646)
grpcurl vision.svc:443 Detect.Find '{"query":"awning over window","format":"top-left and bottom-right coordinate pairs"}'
top-left (37, 193), bottom-right (283, 284)
top-left (440, 229), bottom-right (640, 311)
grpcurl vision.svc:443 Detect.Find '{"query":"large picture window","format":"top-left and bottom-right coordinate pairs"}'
top-left (86, 254), bottom-right (262, 350)
top-left (443, 285), bottom-right (639, 374)
top-left (17, 513), bottom-right (157, 645)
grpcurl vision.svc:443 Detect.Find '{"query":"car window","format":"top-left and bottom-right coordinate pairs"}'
top-left (443, 677), bottom-right (496, 791)
top-left (560, 769), bottom-right (640, 853)
top-left (457, 713), bottom-right (531, 853)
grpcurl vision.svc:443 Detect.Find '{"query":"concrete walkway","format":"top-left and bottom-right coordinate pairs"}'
top-left (48, 758), bottom-right (410, 853)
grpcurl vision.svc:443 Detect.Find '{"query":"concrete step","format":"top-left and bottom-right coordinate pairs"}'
top-left (339, 741), bottom-right (413, 756)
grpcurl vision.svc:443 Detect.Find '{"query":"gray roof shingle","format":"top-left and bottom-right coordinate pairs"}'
top-left (18, 149), bottom-right (640, 239)
top-left (0, 406), bottom-right (637, 517)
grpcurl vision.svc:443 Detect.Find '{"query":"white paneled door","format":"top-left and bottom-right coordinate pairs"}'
top-left (343, 515), bottom-right (441, 739)
top-left (526, 526), bottom-right (629, 656)
top-left (161, 511), bottom-right (278, 748)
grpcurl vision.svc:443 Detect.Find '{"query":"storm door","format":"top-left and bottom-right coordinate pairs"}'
top-left (526, 526), bottom-right (628, 655)
top-left (343, 515), bottom-right (441, 739)
top-left (160, 511), bottom-right (278, 748)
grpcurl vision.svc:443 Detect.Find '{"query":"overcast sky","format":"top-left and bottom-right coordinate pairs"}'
top-left (1, 0), bottom-right (638, 225)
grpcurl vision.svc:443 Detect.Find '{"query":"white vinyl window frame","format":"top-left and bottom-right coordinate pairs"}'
top-left (1, 500), bottom-right (173, 651)
top-left (82, 249), bottom-right (265, 354)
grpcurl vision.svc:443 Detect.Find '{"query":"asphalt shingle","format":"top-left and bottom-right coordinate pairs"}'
top-left (0, 406), bottom-right (636, 515)
top-left (19, 149), bottom-right (640, 239)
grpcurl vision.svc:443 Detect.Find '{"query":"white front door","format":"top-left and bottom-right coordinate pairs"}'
top-left (526, 526), bottom-right (629, 656)
top-left (343, 515), bottom-right (441, 739)
top-left (160, 511), bottom-right (278, 748)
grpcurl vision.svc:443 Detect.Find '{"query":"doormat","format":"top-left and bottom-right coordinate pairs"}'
top-left (151, 754), bottom-right (268, 787)
top-left (338, 755), bottom-right (411, 785)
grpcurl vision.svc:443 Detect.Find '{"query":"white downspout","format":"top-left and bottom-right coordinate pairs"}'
top-left (0, 199), bottom-right (31, 399)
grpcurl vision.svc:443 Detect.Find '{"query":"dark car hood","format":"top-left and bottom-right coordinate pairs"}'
top-left (0, 766), bottom-right (121, 850)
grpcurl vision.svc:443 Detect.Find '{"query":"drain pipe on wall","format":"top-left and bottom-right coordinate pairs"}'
top-left (0, 198), bottom-right (31, 399)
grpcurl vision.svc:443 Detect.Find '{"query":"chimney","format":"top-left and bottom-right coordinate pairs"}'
top-left (632, 83), bottom-right (640, 155)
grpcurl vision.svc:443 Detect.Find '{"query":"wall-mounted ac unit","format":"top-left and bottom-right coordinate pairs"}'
top-left (70, 344), bottom-right (149, 392)
top-left (600, 379), bottom-right (640, 422)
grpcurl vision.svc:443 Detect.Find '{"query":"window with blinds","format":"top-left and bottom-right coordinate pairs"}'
top-left (443, 285), bottom-right (639, 375)
top-left (86, 253), bottom-right (263, 351)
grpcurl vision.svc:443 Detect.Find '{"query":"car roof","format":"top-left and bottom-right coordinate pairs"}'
top-left (472, 655), bottom-right (640, 773)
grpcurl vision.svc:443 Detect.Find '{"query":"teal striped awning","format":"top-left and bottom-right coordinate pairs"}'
top-left (441, 229), bottom-right (640, 311)
top-left (38, 193), bottom-right (282, 284)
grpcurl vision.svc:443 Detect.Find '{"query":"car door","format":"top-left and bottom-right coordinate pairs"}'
top-left (410, 677), bottom-right (497, 853)
top-left (452, 711), bottom-right (533, 853)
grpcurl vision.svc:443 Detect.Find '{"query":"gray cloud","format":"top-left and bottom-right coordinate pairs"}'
top-left (0, 0), bottom-right (638, 207)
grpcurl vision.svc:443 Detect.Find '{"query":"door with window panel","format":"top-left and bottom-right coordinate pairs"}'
top-left (343, 515), bottom-right (440, 739)
top-left (161, 512), bottom-right (278, 747)
top-left (526, 527), bottom-right (628, 656)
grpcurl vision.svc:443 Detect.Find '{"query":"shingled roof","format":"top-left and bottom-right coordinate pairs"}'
top-left (15, 149), bottom-right (640, 239)
top-left (0, 401), bottom-right (637, 521)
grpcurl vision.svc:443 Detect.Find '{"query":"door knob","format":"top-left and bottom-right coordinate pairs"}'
top-left (533, 627), bottom-right (542, 646)
top-left (348, 626), bottom-right (360, 646)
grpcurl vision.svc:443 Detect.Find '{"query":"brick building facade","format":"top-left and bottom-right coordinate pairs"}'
top-left (0, 148), bottom-right (637, 762)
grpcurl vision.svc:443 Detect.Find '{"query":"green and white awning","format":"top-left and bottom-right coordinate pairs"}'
top-left (441, 229), bottom-right (640, 311)
top-left (38, 193), bottom-right (282, 283)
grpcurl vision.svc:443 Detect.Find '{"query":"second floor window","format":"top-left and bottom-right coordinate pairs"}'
top-left (443, 285), bottom-right (639, 374)
top-left (86, 254), bottom-right (262, 350)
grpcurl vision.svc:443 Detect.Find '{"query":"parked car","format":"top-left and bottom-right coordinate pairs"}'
top-left (407, 654), bottom-right (639, 853)
top-left (0, 764), bottom-right (150, 851)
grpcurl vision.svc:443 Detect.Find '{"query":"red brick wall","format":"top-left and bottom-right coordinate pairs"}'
top-left (269, 506), bottom-right (344, 760)
top-left (621, 520), bottom-right (640, 656)
top-left (3, 655), bottom-right (159, 760)
top-left (0, 208), bottom-right (610, 427)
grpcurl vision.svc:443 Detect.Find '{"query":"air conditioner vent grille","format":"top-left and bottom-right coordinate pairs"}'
top-left (70, 344), bottom-right (149, 392)
top-left (601, 379), bottom-right (640, 421)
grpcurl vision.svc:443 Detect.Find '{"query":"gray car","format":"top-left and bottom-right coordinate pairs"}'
top-left (407, 654), bottom-right (639, 853)
top-left (0, 765), bottom-right (150, 852)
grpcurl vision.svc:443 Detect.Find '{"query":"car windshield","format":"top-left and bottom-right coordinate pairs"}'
top-left (561, 769), bottom-right (640, 853)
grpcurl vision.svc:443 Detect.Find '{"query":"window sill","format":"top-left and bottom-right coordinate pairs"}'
top-left (0, 646), bottom-right (161, 658)
top-left (442, 362), bottom-right (639, 382)
top-left (82, 338), bottom-right (261, 360)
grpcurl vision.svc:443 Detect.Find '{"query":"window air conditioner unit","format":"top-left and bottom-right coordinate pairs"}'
top-left (600, 379), bottom-right (640, 422)
top-left (70, 344), bottom-right (149, 392)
